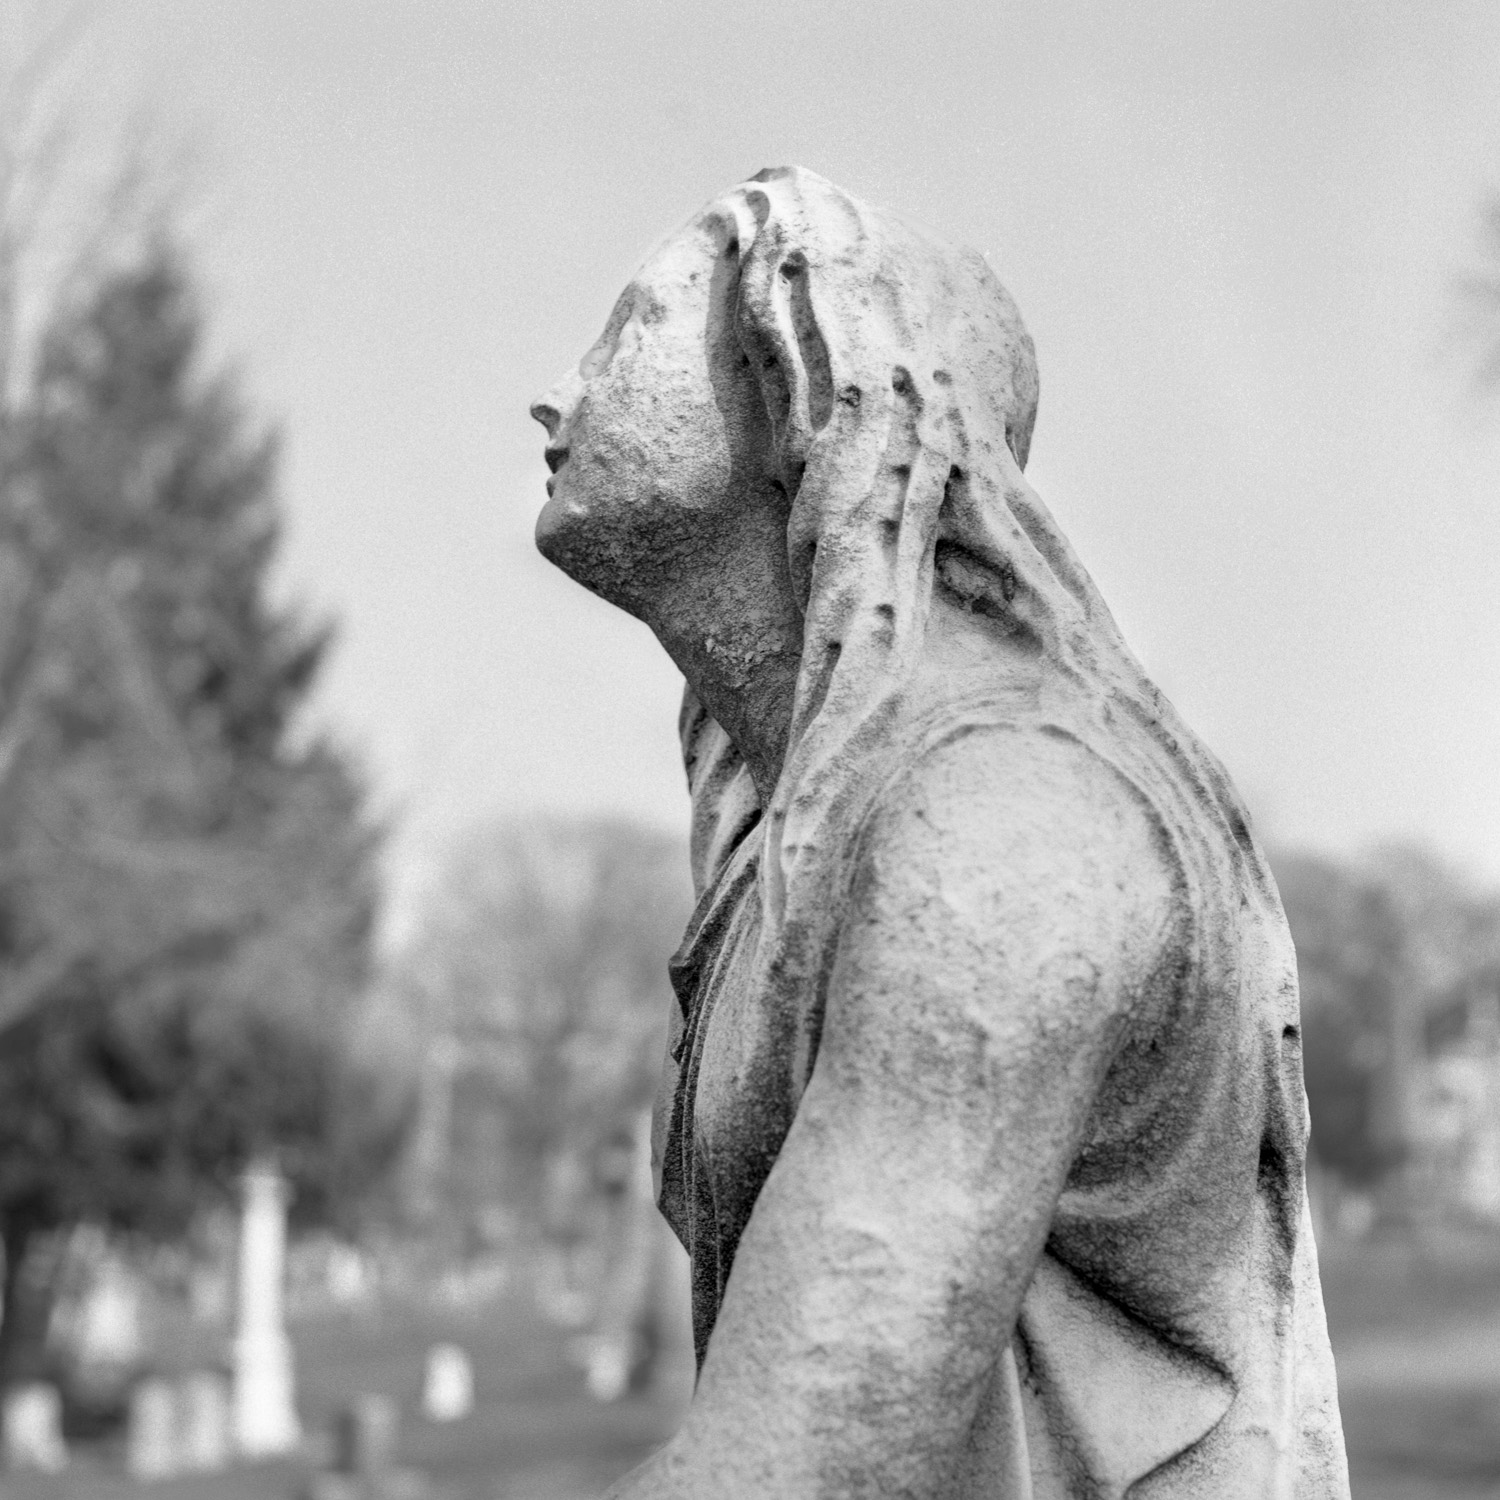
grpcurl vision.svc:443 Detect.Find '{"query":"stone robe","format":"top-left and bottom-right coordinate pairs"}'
top-left (657, 699), bottom-right (1350, 1499)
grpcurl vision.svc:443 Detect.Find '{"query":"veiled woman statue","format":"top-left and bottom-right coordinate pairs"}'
top-left (531, 167), bottom-right (1349, 1499)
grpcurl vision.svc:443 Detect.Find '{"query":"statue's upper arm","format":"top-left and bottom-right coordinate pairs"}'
top-left (818, 724), bottom-right (1179, 1119)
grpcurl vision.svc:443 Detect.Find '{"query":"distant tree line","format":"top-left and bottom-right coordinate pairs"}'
top-left (1275, 844), bottom-right (1500, 1196)
top-left (393, 816), bottom-right (690, 1259)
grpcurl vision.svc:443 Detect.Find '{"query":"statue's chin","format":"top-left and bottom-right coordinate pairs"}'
top-left (534, 493), bottom-right (639, 614)
top-left (534, 496), bottom-right (596, 586)
top-left (534, 490), bottom-right (576, 565)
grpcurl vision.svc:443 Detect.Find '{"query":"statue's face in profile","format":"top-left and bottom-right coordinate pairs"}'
top-left (532, 220), bottom-right (768, 615)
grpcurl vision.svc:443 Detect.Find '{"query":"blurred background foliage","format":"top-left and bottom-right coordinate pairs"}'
top-left (391, 816), bottom-right (689, 1258)
top-left (1276, 845), bottom-right (1500, 1207)
top-left (0, 134), bottom-right (696, 1423)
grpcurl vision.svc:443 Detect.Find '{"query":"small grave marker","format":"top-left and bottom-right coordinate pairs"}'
top-left (333, 1391), bottom-right (399, 1478)
top-left (1, 1382), bottom-right (66, 1473)
top-left (421, 1343), bottom-right (474, 1422)
top-left (126, 1377), bottom-right (178, 1480)
top-left (179, 1369), bottom-right (232, 1472)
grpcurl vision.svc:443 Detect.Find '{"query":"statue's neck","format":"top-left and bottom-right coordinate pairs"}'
top-left (642, 517), bottom-right (803, 809)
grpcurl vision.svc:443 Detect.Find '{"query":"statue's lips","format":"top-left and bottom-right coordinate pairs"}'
top-left (544, 446), bottom-right (568, 497)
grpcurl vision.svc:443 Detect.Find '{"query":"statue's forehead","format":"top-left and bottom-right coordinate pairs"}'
top-left (625, 216), bottom-right (726, 306)
top-left (638, 209), bottom-right (728, 272)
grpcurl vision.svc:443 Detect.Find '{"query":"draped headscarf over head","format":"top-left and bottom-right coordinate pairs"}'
top-left (679, 166), bottom-right (1268, 1034)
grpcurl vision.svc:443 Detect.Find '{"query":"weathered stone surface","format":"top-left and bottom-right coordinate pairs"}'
top-left (533, 166), bottom-right (1350, 1498)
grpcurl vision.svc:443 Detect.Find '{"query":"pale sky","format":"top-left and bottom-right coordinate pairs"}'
top-left (31, 0), bottom-right (1500, 938)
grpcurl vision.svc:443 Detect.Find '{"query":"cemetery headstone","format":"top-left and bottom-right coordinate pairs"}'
top-left (643, 1218), bottom-right (695, 1408)
top-left (178, 1368), bottom-right (232, 1473)
top-left (530, 165), bottom-right (1353, 1495)
top-left (585, 1107), bottom-right (669, 1402)
top-left (231, 1159), bottom-right (302, 1456)
top-left (74, 1253), bottom-right (143, 1372)
top-left (420, 1343), bottom-right (474, 1422)
top-left (126, 1377), bottom-right (178, 1481)
top-left (304, 1392), bottom-right (429, 1500)
top-left (326, 1242), bottom-right (370, 1306)
top-left (332, 1392), bottom-right (399, 1478)
top-left (1, 1382), bottom-right (66, 1474)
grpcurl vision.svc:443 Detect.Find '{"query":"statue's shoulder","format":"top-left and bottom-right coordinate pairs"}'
top-left (871, 715), bottom-right (1167, 855)
top-left (854, 717), bottom-right (1180, 972)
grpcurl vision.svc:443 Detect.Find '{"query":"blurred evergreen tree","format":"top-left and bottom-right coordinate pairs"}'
top-left (0, 246), bottom-right (408, 1385)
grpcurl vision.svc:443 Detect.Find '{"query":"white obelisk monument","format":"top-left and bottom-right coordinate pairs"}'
top-left (231, 1161), bottom-right (301, 1456)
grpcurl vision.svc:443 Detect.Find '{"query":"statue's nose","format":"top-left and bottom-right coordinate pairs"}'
top-left (530, 368), bottom-right (583, 440)
top-left (529, 395), bottom-right (562, 440)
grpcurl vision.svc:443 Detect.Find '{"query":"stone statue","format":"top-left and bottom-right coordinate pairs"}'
top-left (531, 167), bottom-right (1350, 1498)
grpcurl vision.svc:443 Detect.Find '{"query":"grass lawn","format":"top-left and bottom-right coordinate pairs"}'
top-left (5, 1286), bottom-right (692, 1500)
top-left (1324, 1229), bottom-right (1500, 1499)
top-left (10, 1231), bottom-right (1500, 1497)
